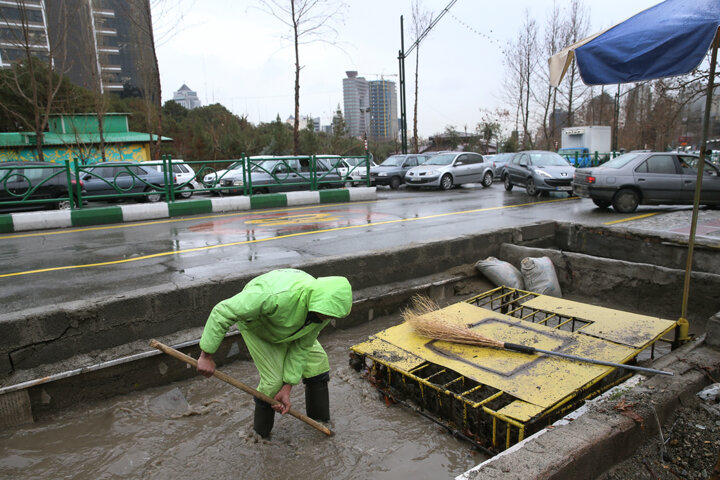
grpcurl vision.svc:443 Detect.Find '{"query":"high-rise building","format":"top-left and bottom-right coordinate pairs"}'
top-left (342, 71), bottom-right (369, 138)
top-left (368, 79), bottom-right (398, 142)
top-left (0, 0), bottom-right (157, 100)
top-left (173, 84), bottom-right (201, 109)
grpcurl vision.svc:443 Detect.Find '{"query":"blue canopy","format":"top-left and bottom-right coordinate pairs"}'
top-left (573, 0), bottom-right (720, 85)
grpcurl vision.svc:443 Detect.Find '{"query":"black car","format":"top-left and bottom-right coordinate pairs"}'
top-left (80, 161), bottom-right (173, 202)
top-left (0, 161), bottom-right (83, 211)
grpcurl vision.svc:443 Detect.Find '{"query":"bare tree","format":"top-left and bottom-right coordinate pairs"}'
top-left (257, 0), bottom-right (345, 155)
top-left (410, 0), bottom-right (433, 154)
top-left (559, 0), bottom-right (590, 128)
top-left (503, 10), bottom-right (538, 149)
top-left (0, 1), bottom-right (74, 161)
top-left (534, 2), bottom-right (563, 150)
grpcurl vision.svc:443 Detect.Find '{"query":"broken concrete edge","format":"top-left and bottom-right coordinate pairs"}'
top-left (0, 270), bottom-right (487, 420)
top-left (457, 337), bottom-right (717, 480)
top-left (0, 187), bottom-right (377, 233)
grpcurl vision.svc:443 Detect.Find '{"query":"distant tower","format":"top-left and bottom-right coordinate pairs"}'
top-left (369, 79), bottom-right (398, 142)
top-left (173, 84), bottom-right (201, 109)
top-left (342, 71), bottom-right (369, 137)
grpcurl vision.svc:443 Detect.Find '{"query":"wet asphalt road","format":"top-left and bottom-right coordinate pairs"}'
top-left (2, 184), bottom-right (718, 314)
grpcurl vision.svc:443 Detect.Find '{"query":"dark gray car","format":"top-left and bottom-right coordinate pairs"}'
top-left (503, 151), bottom-right (575, 196)
top-left (218, 156), bottom-right (343, 194)
top-left (572, 151), bottom-right (720, 213)
top-left (81, 161), bottom-right (171, 202)
top-left (366, 154), bottom-right (431, 189)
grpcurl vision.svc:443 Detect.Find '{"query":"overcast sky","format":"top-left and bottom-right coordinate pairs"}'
top-left (153, 0), bottom-right (661, 137)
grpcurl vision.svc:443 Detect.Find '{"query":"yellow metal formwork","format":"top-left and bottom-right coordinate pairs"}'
top-left (349, 287), bottom-right (678, 452)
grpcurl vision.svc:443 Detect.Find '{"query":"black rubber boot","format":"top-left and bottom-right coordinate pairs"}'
top-left (303, 372), bottom-right (330, 422)
top-left (253, 398), bottom-right (275, 438)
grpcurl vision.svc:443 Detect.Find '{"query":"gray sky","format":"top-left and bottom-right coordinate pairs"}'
top-left (154, 0), bottom-right (661, 137)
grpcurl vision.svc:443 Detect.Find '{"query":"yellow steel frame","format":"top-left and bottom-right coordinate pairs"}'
top-left (350, 286), bottom-right (679, 452)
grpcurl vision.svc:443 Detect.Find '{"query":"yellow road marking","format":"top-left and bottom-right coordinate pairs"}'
top-left (0, 201), bottom-right (373, 240)
top-left (603, 212), bottom-right (660, 225)
top-left (0, 196), bottom-right (578, 278)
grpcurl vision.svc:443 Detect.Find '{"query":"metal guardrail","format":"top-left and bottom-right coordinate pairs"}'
top-left (0, 154), bottom-right (373, 212)
top-left (558, 151), bottom-right (622, 168)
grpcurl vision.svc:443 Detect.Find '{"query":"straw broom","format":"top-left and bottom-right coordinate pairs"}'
top-left (402, 296), bottom-right (672, 376)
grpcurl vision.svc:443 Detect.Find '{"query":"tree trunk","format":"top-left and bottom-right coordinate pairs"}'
top-left (292, 0), bottom-right (300, 155)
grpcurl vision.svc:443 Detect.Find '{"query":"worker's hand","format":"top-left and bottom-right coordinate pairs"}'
top-left (272, 384), bottom-right (292, 414)
top-left (197, 351), bottom-right (216, 377)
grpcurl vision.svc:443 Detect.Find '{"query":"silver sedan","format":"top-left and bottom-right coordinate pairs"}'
top-left (572, 151), bottom-right (720, 213)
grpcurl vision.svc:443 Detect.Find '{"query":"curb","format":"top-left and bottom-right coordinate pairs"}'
top-left (458, 338), bottom-right (719, 480)
top-left (0, 187), bottom-right (376, 233)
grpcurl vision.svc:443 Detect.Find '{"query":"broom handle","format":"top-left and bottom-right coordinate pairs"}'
top-left (503, 342), bottom-right (673, 376)
top-left (149, 340), bottom-right (334, 436)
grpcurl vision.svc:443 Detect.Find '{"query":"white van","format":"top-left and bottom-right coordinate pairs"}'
top-left (154, 160), bottom-right (201, 198)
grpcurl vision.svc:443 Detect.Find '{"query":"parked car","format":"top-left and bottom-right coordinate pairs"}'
top-left (202, 160), bottom-right (243, 188)
top-left (217, 156), bottom-right (344, 195)
top-left (572, 151), bottom-right (720, 213)
top-left (487, 152), bottom-right (516, 180)
top-left (152, 159), bottom-right (200, 198)
top-left (405, 152), bottom-right (494, 190)
top-left (365, 153), bottom-right (432, 189)
top-left (336, 156), bottom-right (376, 186)
top-left (81, 161), bottom-right (174, 203)
top-left (503, 151), bottom-right (575, 196)
top-left (0, 161), bottom-right (84, 211)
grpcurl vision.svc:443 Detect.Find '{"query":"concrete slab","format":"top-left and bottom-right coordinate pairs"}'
top-left (11, 210), bottom-right (72, 231)
top-left (119, 203), bottom-right (169, 222)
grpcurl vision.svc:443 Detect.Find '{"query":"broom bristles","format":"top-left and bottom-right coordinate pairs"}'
top-left (402, 296), bottom-right (504, 349)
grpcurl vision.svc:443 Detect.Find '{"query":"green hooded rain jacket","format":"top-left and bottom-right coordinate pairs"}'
top-left (199, 269), bottom-right (352, 396)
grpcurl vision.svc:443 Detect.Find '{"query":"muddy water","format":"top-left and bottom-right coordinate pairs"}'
top-left (0, 315), bottom-right (485, 480)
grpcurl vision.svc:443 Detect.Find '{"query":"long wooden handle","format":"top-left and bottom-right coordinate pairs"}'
top-left (149, 340), bottom-right (334, 436)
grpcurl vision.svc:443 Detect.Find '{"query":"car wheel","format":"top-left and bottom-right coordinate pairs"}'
top-left (503, 175), bottom-right (513, 191)
top-left (144, 187), bottom-right (162, 203)
top-left (439, 174), bottom-right (453, 191)
top-left (481, 171), bottom-right (493, 188)
top-left (592, 199), bottom-right (611, 209)
top-left (390, 176), bottom-right (401, 190)
top-left (525, 178), bottom-right (539, 196)
top-left (56, 199), bottom-right (72, 210)
top-left (612, 188), bottom-right (640, 213)
top-left (180, 184), bottom-right (194, 199)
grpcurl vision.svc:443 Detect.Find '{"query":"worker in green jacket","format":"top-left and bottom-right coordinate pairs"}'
top-left (196, 268), bottom-right (352, 438)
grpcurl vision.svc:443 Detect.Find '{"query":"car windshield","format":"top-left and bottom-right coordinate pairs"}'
top-left (380, 155), bottom-right (406, 166)
top-left (529, 152), bottom-right (570, 167)
top-left (559, 148), bottom-right (585, 155)
top-left (600, 153), bottom-right (642, 169)
top-left (344, 157), bottom-right (367, 167)
top-left (251, 160), bottom-right (277, 172)
top-left (425, 154), bottom-right (455, 166)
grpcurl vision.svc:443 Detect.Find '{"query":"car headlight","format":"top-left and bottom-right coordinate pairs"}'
top-left (534, 169), bottom-right (552, 178)
top-left (232, 180), bottom-right (243, 186)
top-left (427, 170), bottom-right (440, 176)
top-left (378, 172), bottom-right (388, 177)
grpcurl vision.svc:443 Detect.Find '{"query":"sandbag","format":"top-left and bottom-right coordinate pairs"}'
top-left (520, 256), bottom-right (562, 297)
top-left (475, 257), bottom-right (524, 289)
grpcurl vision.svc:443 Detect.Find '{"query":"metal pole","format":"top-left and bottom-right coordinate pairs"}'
top-left (678, 31), bottom-right (720, 345)
top-left (398, 16), bottom-right (407, 154)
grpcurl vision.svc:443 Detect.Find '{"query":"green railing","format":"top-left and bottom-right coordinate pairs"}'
top-left (0, 153), bottom-right (373, 212)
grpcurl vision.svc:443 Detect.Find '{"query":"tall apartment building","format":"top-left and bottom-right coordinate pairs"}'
top-left (342, 71), bottom-right (369, 138)
top-left (173, 84), bottom-right (201, 109)
top-left (0, 0), bottom-right (157, 100)
top-left (368, 79), bottom-right (398, 142)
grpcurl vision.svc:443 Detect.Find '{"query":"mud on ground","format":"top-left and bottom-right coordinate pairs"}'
top-left (599, 385), bottom-right (720, 480)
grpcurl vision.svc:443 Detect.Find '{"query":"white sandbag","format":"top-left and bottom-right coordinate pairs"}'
top-left (521, 256), bottom-right (562, 297)
top-left (475, 257), bottom-right (524, 289)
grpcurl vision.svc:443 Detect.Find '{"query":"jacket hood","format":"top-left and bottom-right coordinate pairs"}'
top-left (307, 276), bottom-right (352, 318)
